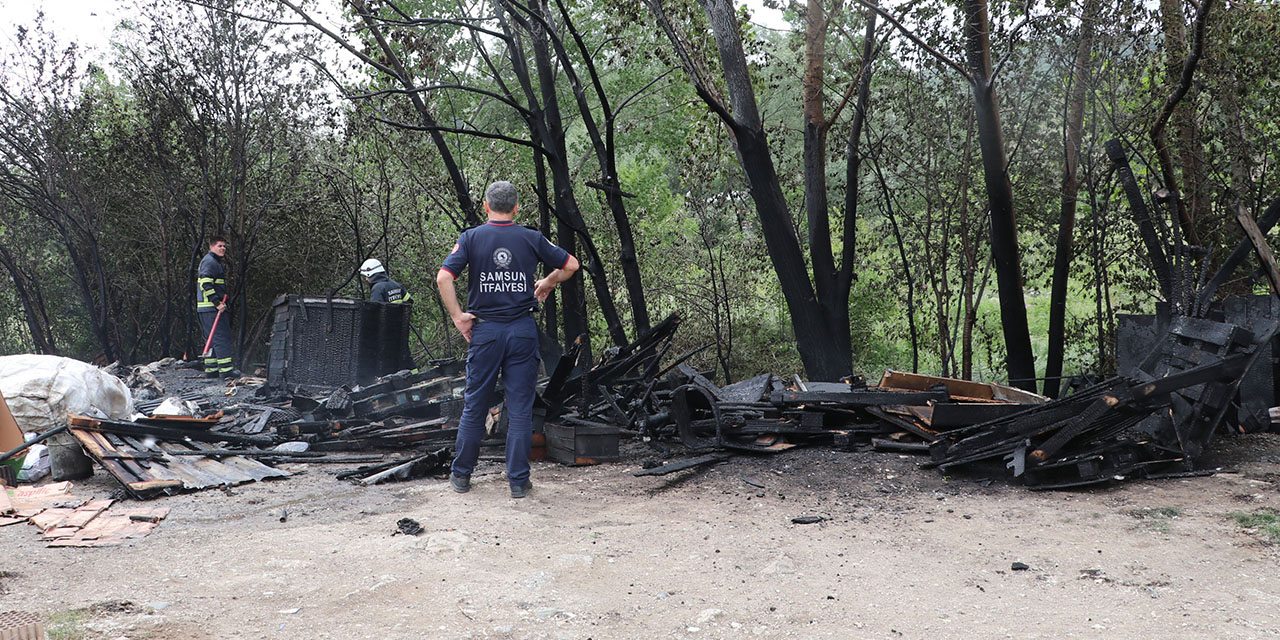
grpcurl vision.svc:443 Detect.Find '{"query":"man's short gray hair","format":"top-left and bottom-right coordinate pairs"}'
top-left (485, 181), bottom-right (518, 214)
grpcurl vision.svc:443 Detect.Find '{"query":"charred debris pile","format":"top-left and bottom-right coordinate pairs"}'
top-left (37, 292), bottom-right (1279, 502)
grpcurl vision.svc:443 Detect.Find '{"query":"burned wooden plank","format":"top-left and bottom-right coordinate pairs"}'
top-left (70, 430), bottom-right (182, 499)
top-left (244, 409), bottom-right (275, 435)
top-left (879, 370), bottom-right (1048, 404)
top-left (633, 453), bottom-right (732, 476)
top-left (677, 364), bottom-right (723, 400)
top-left (717, 373), bottom-right (776, 403)
top-left (335, 448), bottom-right (451, 485)
top-left (770, 390), bottom-right (948, 406)
top-left (70, 426), bottom-right (288, 499)
top-left (1235, 202), bottom-right (1280, 296)
top-left (1197, 197), bottom-right (1280, 308)
top-left (864, 406), bottom-right (939, 443)
top-left (1106, 139), bottom-right (1172, 299)
top-left (164, 448), bottom-right (324, 458)
top-left (69, 415), bottom-right (274, 446)
top-left (916, 401), bottom-right (1034, 427)
top-left (871, 438), bottom-right (931, 453)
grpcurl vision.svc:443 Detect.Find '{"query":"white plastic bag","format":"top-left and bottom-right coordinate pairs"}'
top-left (17, 441), bottom-right (49, 482)
top-left (0, 355), bottom-right (134, 432)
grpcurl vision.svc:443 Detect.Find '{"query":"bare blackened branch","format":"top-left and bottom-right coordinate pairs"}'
top-left (1150, 0), bottom-right (1215, 244)
top-left (612, 67), bottom-right (678, 120)
top-left (643, 0), bottom-right (738, 129)
top-left (179, 0), bottom-right (310, 26)
top-left (348, 83), bottom-right (532, 115)
top-left (989, 0), bottom-right (1034, 85)
top-left (370, 116), bottom-right (552, 155)
top-left (851, 0), bottom-right (972, 83)
top-left (275, 0), bottom-right (400, 78)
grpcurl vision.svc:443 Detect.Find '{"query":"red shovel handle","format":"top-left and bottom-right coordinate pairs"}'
top-left (201, 295), bottom-right (227, 357)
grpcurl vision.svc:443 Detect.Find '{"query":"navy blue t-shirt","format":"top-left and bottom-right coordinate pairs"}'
top-left (440, 220), bottom-right (571, 322)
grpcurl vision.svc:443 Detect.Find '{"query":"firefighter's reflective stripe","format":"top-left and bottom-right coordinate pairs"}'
top-left (197, 277), bottom-right (225, 309)
top-left (389, 292), bottom-right (412, 304)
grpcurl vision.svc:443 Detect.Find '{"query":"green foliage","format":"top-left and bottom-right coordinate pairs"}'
top-left (1230, 508), bottom-right (1280, 544)
top-left (1130, 506), bottom-right (1182, 534)
top-left (1, 0), bottom-right (1278, 388)
top-left (1130, 506), bottom-right (1183, 519)
top-left (46, 609), bottom-right (89, 640)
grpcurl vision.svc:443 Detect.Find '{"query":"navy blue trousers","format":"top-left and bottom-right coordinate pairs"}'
top-left (451, 315), bottom-right (539, 487)
top-left (198, 310), bottom-right (233, 373)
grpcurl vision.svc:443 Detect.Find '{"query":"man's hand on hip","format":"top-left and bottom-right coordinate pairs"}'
top-left (452, 312), bottom-right (476, 342)
top-left (534, 277), bottom-right (555, 302)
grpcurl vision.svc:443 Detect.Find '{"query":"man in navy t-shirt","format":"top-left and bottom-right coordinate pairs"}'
top-left (437, 180), bottom-right (579, 498)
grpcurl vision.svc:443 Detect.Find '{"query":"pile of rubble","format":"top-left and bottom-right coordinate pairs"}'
top-left (6, 298), bottom-right (1280, 549)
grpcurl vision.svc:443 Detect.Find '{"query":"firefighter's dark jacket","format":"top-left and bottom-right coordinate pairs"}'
top-left (197, 251), bottom-right (226, 311)
top-left (369, 273), bottom-right (411, 304)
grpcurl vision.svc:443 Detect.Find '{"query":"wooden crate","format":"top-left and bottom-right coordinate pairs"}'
top-left (544, 422), bottom-right (619, 465)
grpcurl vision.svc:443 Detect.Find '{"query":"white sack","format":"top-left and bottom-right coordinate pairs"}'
top-left (153, 397), bottom-right (198, 417)
top-left (0, 354), bottom-right (134, 432)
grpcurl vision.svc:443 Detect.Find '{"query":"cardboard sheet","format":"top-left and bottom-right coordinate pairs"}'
top-left (0, 391), bottom-right (22, 453)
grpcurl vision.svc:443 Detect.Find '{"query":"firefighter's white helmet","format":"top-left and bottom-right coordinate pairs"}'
top-left (360, 258), bottom-right (386, 278)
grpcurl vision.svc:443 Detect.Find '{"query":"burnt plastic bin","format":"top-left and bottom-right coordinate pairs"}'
top-left (267, 295), bottom-right (414, 389)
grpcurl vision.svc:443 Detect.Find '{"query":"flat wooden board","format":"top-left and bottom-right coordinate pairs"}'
top-left (878, 370), bottom-right (1048, 404)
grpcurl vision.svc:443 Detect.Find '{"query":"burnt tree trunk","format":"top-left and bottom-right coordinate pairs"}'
top-left (803, 0), bottom-right (844, 366)
top-left (547, 0), bottom-right (651, 335)
top-left (963, 0), bottom-right (1036, 391)
top-left (521, 1), bottom-right (629, 348)
top-left (535, 151), bottom-right (559, 344)
top-left (1157, 0), bottom-right (1210, 243)
top-left (1150, 0), bottom-right (1214, 247)
top-left (648, 0), bottom-right (853, 380)
top-left (1044, 0), bottom-right (1098, 399)
top-left (557, 213), bottom-right (589, 364)
top-left (494, 4), bottom-right (593, 353)
top-left (843, 15), bottom-right (878, 314)
top-left (710, 0), bottom-right (849, 380)
top-left (0, 244), bottom-right (57, 354)
top-left (956, 118), bottom-right (979, 380)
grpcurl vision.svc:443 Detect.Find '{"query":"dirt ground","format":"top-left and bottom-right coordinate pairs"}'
top-left (3, 423), bottom-right (1280, 640)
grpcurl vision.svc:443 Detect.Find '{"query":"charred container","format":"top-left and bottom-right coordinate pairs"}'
top-left (267, 295), bottom-right (415, 389)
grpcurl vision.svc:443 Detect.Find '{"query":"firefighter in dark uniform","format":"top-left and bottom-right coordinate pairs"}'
top-left (196, 236), bottom-right (236, 378)
top-left (360, 258), bottom-right (412, 304)
top-left (361, 258), bottom-right (417, 372)
top-left (437, 181), bottom-right (579, 499)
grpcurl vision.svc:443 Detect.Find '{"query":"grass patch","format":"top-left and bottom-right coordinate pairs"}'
top-left (1230, 508), bottom-right (1280, 544)
top-left (1129, 506), bottom-right (1182, 533)
top-left (1129, 506), bottom-right (1182, 519)
top-left (47, 609), bottom-right (90, 640)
